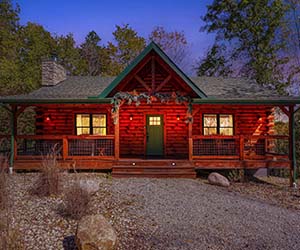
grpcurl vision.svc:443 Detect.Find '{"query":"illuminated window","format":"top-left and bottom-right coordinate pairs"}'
top-left (203, 114), bottom-right (233, 135)
top-left (149, 116), bottom-right (161, 126)
top-left (76, 114), bottom-right (106, 135)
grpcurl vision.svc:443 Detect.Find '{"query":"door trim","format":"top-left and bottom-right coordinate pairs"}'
top-left (144, 113), bottom-right (166, 157)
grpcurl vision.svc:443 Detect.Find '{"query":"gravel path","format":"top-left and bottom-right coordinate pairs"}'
top-left (102, 178), bottom-right (300, 250)
top-left (1, 174), bottom-right (300, 250)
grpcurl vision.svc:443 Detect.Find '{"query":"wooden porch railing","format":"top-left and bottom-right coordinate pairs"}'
top-left (2, 134), bottom-right (290, 162)
top-left (190, 135), bottom-right (289, 160)
top-left (15, 135), bottom-right (115, 160)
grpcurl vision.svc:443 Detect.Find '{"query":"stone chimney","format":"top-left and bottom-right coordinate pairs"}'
top-left (42, 58), bottom-right (67, 86)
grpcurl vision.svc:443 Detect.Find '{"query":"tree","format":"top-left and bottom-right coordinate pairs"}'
top-left (0, 0), bottom-right (22, 95)
top-left (149, 26), bottom-right (189, 69)
top-left (198, 0), bottom-right (289, 92)
top-left (80, 31), bottom-right (102, 76)
top-left (18, 22), bottom-right (56, 92)
top-left (196, 44), bottom-right (232, 77)
top-left (108, 24), bottom-right (146, 75)
top-left (54, 34), bottom-right (85, 76)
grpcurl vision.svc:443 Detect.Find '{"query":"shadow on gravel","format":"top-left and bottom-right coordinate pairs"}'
top-left (63, 235), bottom-right (77, 250)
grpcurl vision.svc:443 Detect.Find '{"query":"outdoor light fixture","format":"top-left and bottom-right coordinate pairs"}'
top-left (132, 162), bottom-right (136, 166)
top-left (176, 115), bottom-right (180, 121)
top-left (45, 115), bottom-right (51, 122)
top-left (171, 162), bottom-right (176, 166)
top-left (129, 115), bottom-right (133, 120)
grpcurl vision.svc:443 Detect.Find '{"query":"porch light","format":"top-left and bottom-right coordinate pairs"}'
top-left (176, 115), bottom-right (180, 121)
top-left (132, 162), bottom-right (136, 166)
top-left (45, 115), bottom-right (51, 122)
top-left (171, 162), bottom-right (176, 166)
top-left (129, 115), bottom-right (133, 121)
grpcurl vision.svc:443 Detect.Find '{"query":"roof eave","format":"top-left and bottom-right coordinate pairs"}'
top-left (0, 98), bottom-right (112, 105)
top-left (192, 98), bottom-right (300, 105)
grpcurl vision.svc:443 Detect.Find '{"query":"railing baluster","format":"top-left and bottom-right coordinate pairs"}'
top-left (239, 136), bottom-right (244, 161)
top-left (63, 137), bottom-right (68, 160)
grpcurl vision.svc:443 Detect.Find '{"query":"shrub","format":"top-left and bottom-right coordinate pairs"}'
top-left (227, 169), bottom-right (244, 182)
top-left (31, 144), bottom-right (61, 196)
top-left (0, 227), bottom-right (25, 250)
top-left (0, 155), bottom-right (8, 210)
top-left (62, 182), bottom-right (91, 220)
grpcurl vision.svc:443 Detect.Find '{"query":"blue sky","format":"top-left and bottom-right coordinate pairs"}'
top-left (17, 0), bottom-right (215, 73)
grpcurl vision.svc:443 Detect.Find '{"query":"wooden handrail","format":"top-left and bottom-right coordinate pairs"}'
top-left (192, 135), bottom-right (239, 139)
top-left (192, 135), bottom-right (289, 140)
top-left (16, 135), bottom-right (115, 140)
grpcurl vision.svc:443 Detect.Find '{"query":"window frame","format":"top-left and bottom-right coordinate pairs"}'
top-left (75, 113), bottom-right (107, 136)
top-left (202, 114), bottom-right (234, 136)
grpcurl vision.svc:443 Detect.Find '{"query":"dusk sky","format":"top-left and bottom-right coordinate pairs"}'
top-left (17, 0), bottom-right (215, 73)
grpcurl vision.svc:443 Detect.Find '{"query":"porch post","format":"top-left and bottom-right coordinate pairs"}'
top-left (288, 105), bottom-right (296, 187)
top-left (114, 111), bottom-right (120, 160)
top-left (188, 121), bottom-right (193, 161)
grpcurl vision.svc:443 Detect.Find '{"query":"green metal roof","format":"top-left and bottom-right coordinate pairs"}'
top-left (91, 41), bottom-right (207, 99)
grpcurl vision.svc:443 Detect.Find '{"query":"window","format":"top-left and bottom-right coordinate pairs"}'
top-left (203, 114), bottom-right (233, 136)
top-left (149, 116), bottom-right (161, 126)
top-left (76, 114), bottom-right (106, 135)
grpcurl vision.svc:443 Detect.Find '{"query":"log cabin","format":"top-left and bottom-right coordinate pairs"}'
top-left (0, 42), bottom-right (299, 184)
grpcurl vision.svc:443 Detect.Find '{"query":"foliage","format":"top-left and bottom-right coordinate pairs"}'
top-left (31, 144), bottom-right (61, 197)
top-left (80, 31), bottom-right (103, 76)
top-left (199, 0), bottom-right (290, 93)
top-left (149, 26), bottom-right (189, 70)
top-left (108, 24), bottom-right (146, 75)
top-left (62, 182), bottom-right (91, 220)
top-left (0, 154), bottom-right (8, 210)
top-left (111, 91), bottom-right (193, 124)
top-left (18, 22), bottom-right (57, 92)
top-left (0, 0), bottom-right (21, 95)
top-left (54, 33), bottom-right (85, 76)
top-left (197, 44), bottom-right (232, 77)
top-left (273, 114), bottom-right (300, 178)
top-left (227, 169), bottom-right (244, 182)
top-left (0, 225), bottom-right (24, 250)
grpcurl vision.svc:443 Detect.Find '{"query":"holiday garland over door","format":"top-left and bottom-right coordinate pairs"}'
top-left (111, 91), bottom-right (193, 124)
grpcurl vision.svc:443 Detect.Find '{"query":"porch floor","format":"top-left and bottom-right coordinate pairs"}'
top-left (13, 157), bottom-right (290, 178)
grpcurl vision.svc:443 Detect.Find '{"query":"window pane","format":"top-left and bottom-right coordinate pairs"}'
top-left (204, 115), bottom-right (217, 127)
top-left (220, 128), bottom-right (233, 136)
top-left (77, 127), bottom-right (90, 135)
top-left (93, 128), bottom-right (106, 135)
top-left (220, 115), bottom-right (233, 127)
top-left (76, 114), bottom-right (90, 127)
top-left (93, 114), bottom-right (106, 127)
top-left (149, 116), bottom-right (161, 126)
top-left (204, 127), bottom-right (217, 135)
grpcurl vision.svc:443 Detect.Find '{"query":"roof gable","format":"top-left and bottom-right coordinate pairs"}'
top-left (91, 42), bottom-right (207, 98)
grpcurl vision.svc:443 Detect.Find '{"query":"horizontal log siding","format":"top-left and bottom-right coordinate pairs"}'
top-left (119, 104), bottom-right (188, 158)
top-left (192, 105), bottom-right (274, 136)
top-left (35, 104), bottom-right (113, 135)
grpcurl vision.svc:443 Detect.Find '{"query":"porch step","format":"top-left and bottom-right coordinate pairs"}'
top-left (114, 159), bottom-right (191, 167)
top-left (112, 164), bottom-right (196, 178)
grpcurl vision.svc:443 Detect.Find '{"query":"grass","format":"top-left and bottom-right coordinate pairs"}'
top-left (30, 144), bottom-right (61, 197)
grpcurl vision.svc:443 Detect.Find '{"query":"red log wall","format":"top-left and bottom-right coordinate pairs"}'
top-left (34, 104), bottom-right (274, 158)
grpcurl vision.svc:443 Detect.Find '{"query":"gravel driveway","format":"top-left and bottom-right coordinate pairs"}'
top-left (102, 178), bottom-right (300, 250)
top-left (2, 174), bottom-right (300, 250)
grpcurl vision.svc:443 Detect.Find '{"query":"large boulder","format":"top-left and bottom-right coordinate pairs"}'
top-left (208, 172), bottom-right (230, 187)
top-left (76, 214), bottom-right (117, 250)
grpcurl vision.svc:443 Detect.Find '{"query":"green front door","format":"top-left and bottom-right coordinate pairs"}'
top-left (146, 115), bottom-right (164, 156)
